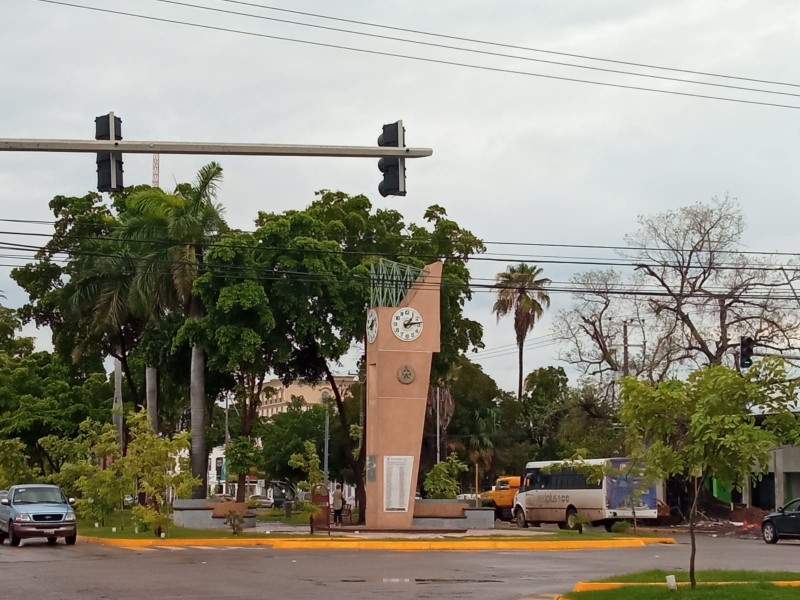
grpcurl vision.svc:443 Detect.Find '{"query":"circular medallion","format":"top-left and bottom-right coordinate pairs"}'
top-left (397, 364), bottom-right (416, 384)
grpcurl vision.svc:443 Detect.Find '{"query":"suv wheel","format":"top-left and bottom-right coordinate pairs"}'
top-left (9, 522), bottom-right (21, 547)
top-left (65, 534), bottom-right (77, 545)
top-left (0, 530), bottom-right (6, 544)
top-left (515, 508), bottom-right (528, 528)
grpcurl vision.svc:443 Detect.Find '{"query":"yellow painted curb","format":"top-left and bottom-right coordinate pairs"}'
top-left (573, 580), bottom-right (800, 592)
top-left (81, 535), bottom-right (674, 552)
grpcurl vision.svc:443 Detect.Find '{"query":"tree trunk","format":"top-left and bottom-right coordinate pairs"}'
top-left (236, 472), bottom-right (246, 503)
top-left (146, 366), bottom-right (158, 432)
top-left (113, 357), bottom-right (124, 448)
top-left (517, 340), bottom-right (524, 401)
top-left (190, 343), bottom-right (207, 499)
top-left (689, 475), bottom-right (702, 589)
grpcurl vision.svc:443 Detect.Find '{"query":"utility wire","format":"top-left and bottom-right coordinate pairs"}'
top-left (30, 0), bottom-right (800, 110)
top-left (1, 217), bottom-right (798, 259)
top-left (148, 0), bottom-right (800, 99)
top-left (213, 0), bottom-right (800, 89)
top-left (2, 226), bottom-right (799, 272)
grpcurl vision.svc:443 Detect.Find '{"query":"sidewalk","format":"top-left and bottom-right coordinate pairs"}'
top-left (81, 526), bottom-right (675, 551)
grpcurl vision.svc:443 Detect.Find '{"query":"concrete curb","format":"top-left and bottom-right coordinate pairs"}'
top-left (572, 580), bottom-right (800, 592)
top-left (81, 535), bottom-right (675, 552)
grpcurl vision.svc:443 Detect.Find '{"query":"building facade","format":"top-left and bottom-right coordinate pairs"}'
top-left (258, 375), bottom-right (358, 419)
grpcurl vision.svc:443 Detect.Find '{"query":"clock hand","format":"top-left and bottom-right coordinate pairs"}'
top-left (404, 319), bottom-right (422, 327)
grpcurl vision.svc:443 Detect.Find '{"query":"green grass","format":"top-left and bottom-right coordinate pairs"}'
top-left (597, 570), bottom-right (800, 583)
top-left (565, 583), bottom-right (799, 599)
top-left (255, 508), bottom-right (312, 525)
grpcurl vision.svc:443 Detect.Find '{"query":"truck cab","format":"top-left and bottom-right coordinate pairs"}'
top-left (481, 475), bottom-right (521, 521)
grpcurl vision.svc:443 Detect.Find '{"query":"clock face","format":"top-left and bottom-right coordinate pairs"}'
top-left (366, 309), bottom-right (378, 344)
top-left (392, 307), bottom-right (423, 342)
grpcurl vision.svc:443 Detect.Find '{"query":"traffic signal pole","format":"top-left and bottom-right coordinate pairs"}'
top-left (0, 138), bottom-right (432, 158)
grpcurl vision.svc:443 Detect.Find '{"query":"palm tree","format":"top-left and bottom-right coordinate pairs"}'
top-left (122, 163), bottom-right (226, 498)
top-left (66, 248), bottom-right (142, 447)
top-left (492, 264), bottom-right (551, 401)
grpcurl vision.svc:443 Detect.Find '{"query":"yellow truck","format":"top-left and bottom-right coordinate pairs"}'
top-left (481, 475), bottom-right (521, 521)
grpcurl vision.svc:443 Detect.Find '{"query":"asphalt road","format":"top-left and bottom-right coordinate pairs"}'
top-left (2, 535), bottom-right (799, 600)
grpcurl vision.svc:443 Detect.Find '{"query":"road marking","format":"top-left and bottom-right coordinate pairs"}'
top-left (153, 546), bottom-right (186, 551)
top-left (188, 546), bottom-right (217, 550)
top-left (117, 546), bottom-right (156, 552)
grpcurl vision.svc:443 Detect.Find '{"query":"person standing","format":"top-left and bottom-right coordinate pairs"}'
top-left (332, 484), bottom-right (344, 526)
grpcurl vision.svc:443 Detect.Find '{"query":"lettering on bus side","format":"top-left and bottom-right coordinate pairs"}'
top-left (543, 493), bottom-right (569, 504)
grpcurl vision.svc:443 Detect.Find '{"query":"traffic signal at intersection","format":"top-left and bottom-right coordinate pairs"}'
top-left (740, 336), bottom-right (755, 368)
top-left (95, 112), bottom-right (124, 192)
top-left (377, 121), bottom-right (406, 197)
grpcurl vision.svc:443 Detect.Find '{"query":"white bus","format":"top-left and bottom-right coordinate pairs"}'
top-left (512, 458), bottom-right (658, 531)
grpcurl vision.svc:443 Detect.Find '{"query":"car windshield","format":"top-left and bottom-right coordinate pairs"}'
top-left (12, 487), bottom-right (66, 504)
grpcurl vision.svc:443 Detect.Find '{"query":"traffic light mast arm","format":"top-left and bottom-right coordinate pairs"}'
top-left (0, 139), bottom-right (433, 158)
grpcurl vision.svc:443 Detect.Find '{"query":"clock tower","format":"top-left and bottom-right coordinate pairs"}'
top-left (365, 260), bottom-right (441, 529)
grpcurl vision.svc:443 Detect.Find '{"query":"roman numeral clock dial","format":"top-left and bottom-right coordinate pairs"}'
top-left (391, 307), bottom-right (423, 342)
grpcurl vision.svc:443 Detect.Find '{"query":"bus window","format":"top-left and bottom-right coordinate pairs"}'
top-left (536, 472), bottom-right (551, 489)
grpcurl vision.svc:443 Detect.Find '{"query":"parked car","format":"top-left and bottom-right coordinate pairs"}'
top-left (762, 498), bottom-right (800, 544)
top-left (249, 495), bottom-right (274, 509)
top-left (0, 484), bottom-right (77, 546)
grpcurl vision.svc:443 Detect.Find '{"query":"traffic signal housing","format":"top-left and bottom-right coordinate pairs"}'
top-left (95, 112), bottom-right (124, 192)
top-left (740, 336), bottom-right (755, 368)
top-left (377, 121), bottom-right (406, 197)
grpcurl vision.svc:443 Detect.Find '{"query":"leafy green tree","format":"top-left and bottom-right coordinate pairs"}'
top-left (557, 382), bottom-right (625, 458)
top-left (492, 264), bottom-right (551, 401)
top-left (619, 358), bottom-right (800, 588)
top-left (122, 164), bottom-right (227, 497)
top-left (225, 436), bottom-right (261, 502)
top-left (288, 440), bottom-right (324, 493)
top-left (423, 453), bottom-right (468, 499)
top-left (123, 411), bottom-right (198, 536)
top-left (256, 397), bottom-right (325, 485)
top-left (0, 438), bottom-right (38, 488)
top-left (0, 348), bottom-right (111, 474)
top-left (11, 192), bottom-right (129, 382)
top-left (74, 423), bottom-right (127, 526)
top-left (521, 366), bottom-right (569, 456)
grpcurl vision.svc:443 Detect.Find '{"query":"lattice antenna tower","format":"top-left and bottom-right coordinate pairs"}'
top-left (152, 153), bottom-right (160, 188)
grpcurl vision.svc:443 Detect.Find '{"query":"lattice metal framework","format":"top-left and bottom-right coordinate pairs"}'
top-left (369, 258), bottom-right (424, 307)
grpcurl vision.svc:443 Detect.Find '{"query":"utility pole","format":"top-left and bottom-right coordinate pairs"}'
top-left (435, 387), bottom-right (441, 464)
top-left (622, 320), bottom-right (630, 377)
top-left (323, 392), bottom-right (330, 485)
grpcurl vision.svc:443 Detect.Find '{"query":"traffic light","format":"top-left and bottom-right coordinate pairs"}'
top-left (740, 336), bottom-right (755, 368)
top-left (377, 120), bottom-right (406, 197)
top-left (95, 112), bottom-right (123, 192)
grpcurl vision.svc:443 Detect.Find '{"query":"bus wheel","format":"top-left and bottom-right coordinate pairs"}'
top-left (566, 508), bottom-right (579, 530)
top-left (515, 508), bottom-right (528, 529)
top-left (604, 521), bottom-right (614, 533)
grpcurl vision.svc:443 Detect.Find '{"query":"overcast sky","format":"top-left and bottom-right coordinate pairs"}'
top-left (3, 0), bottom-right (800, 392)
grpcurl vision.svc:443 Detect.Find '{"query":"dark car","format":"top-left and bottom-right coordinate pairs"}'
top-left (762, 498), bottom-right (800, 544)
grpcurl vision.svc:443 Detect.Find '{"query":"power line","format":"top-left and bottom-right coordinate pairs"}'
top-left (146, 0), bottom-right (800, 100)
top-left (213, 0), bottom-right (800, 89)
top-left (1, 216), bottom-right (799, 259)
top-left (30, 0), bottom-right (800, 110)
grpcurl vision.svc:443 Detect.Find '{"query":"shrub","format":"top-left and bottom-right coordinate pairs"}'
top-left (423, 453), bottom-right (468, 499)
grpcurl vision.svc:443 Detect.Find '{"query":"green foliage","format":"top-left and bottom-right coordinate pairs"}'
top-left (74, 423), bottom-right (127, 525)
top-left (610, 521), bottom-right (630, 534)
top-left (424, 453), bottom-right (468, 499)
top-left (122, 411), bottom-right (199, 536)
top-left (225, 437), bottom-right (260, 478)
top-left (0, 438), bottom-right (39, 488)
top-left (224, 507), bottom-right (245, 535)
top-left (288, 440), bottom-right (324, 493)
top-left (257, 397), bottom-right (325, 484)
top-left (619, 358), bottom-right (800, 587)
